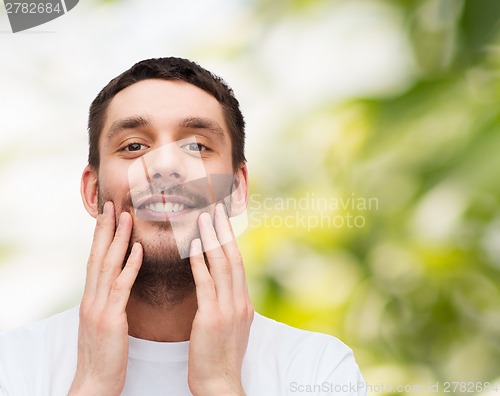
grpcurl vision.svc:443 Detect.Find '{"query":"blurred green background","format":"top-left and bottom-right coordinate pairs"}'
top-left (1, 0), bottom-right (500, 394)
top-left (239, 0), bottom-right (500, 394)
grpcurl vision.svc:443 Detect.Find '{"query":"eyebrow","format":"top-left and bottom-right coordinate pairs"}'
top-left (106, 116), bottom-right (151, 142)
top-left (180, 117), bottom-right (225, 142)
top-left (105, 116), bottom-right (225, 143)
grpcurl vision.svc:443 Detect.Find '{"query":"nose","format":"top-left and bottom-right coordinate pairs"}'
top-left (143, 144), bottom-right (187, 186)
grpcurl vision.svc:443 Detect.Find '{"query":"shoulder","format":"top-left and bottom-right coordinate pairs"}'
top-left (0, 305), bottom-right (79, 351)
top-left (0, 306), bottom-right (79, 394)
top-left (249, 312), bottom-right (354, 361)
top-left (246, 312), bottom-right (367, 394)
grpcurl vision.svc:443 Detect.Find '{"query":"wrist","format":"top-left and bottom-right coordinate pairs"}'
top-left (68, 377), bottom-right (123, 396)
top-left (189, 379), bottom-right (245, 396)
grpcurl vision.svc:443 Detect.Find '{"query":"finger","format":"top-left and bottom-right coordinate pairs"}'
top-left (214, 203), bottom-right (249, 304)
top-left (198, 211), bottom-right (233, 305)
top-left (84, 201), bottom-right (115, 299)
top-left (108, 242), bottom-right (143, 312)
top-left (213, 202), bottom-right (235, 246)
top-left (190, 238), bottom-right (217, 310)
top-left (95, 212), bottom-right (133, 304)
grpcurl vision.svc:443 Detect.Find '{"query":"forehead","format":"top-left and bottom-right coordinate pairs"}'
top-left (103, 79), bottom-right (227, 135)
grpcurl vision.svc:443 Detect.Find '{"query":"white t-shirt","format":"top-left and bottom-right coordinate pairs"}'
top-left (0, 307), bottom-right (367, 395)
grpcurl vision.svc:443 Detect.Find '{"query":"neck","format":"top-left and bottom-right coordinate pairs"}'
top-left (126, 292), bottom-right (197, 342)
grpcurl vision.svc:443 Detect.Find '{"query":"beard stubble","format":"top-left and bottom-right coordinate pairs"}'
top-left (97, 190), bottom-right (197, 307)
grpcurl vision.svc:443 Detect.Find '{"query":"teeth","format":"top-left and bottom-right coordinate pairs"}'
top-left (145, 202), bottom-right (185, 213)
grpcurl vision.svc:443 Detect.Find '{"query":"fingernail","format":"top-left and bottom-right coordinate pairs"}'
top-left (131, 242), bottom-right (141, 255)
top-left (191, 238), bottom-right (202, 255)
top-left (118, 212), bottom-right (127, 225)
top-left (200, 212), bottom-right (211, 227)
top-left (104, 201), bottom-right (112, 215)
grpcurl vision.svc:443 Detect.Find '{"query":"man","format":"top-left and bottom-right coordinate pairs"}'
top-left (0, 57), bottom-right (366, 395)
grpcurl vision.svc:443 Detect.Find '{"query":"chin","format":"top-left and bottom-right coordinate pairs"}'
top-left (132, 220), bottom-right (199, 260)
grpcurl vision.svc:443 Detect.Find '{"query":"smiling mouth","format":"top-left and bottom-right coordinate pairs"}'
top-left (130, 174), bottom-right (235, 222)
top-left (134, 194), bottom-right (204, 222)
top-left (141, 202), bottom-right (188, 213)
top-left (136, 204), bottom-right (199, 222)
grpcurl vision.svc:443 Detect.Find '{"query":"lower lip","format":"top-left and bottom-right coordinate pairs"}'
top-left (135, 207), bottom-right (199, 222)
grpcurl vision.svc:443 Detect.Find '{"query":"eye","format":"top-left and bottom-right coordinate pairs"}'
top-left (183, 143), bottom-right (208, 152)
top-left (123, 143), bottom-right (148, 152)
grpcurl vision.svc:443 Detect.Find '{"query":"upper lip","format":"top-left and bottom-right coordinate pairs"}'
top-left (136, 194), bottom-right (196, 209)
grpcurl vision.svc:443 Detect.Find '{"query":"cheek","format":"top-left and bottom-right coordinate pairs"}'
top-left (202, 155), bottom-right (233, 175)
top-left (100, 162), bottom-right (130, 189)
top-left (128, 157), bottom-right (154, 192)
top-left (98, 170), bottom-right (132, 206)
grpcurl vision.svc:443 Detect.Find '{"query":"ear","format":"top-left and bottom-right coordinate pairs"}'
top-left (228, 163), bottom-right (248, 217)
top-left (81, 165), bottom-right (99, 218)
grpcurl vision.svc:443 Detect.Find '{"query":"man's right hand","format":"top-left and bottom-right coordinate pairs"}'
top-left (68, 201), bottom-right (143, 396)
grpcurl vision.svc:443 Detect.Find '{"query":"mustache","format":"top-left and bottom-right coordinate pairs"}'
top-left (128, 175), bottom-right (235, 209)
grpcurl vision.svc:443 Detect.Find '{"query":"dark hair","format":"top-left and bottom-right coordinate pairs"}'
top-left (88, 57), bottom-right (246, 171)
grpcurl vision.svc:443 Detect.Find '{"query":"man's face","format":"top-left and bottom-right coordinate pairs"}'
top-left (86, 79), bottom-right (243, 304)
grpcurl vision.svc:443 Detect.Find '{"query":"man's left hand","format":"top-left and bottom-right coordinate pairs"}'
top-left (188, 202), bottom-right (253, 396)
